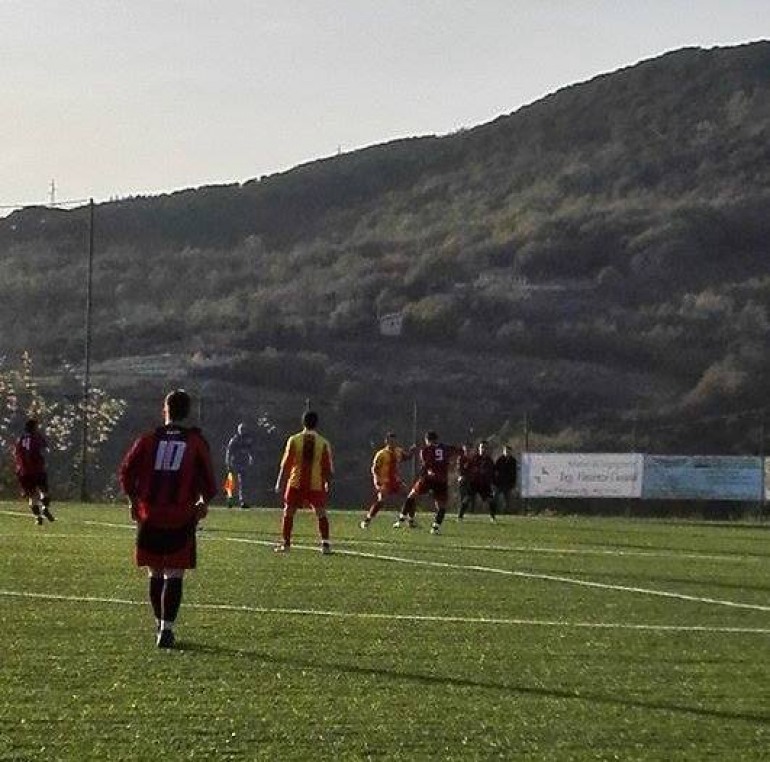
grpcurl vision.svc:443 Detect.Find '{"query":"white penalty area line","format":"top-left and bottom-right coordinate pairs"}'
top-left (0, 512), bottom-right (759, 564)
top-left (1, 589), bottom-right (769, 635)
top-left (5, 515), bottom-right (770, 615)
top-left (13, 515), bottom-right (763, 565)
top-left (448, 541), bottom-right (758, 564)
top-left (227, 537), bottom-right (770, 614)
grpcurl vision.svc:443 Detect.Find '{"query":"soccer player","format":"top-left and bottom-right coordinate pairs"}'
top-left (455, 442), bottom-right (474, 521)
top-left (14, 418), bottom-right (54, 525)
top-left (393, 431), bottom-right (461, 535)
top-left (360, 432), bottom-right (414, 529)
top-left (274, 410), bottom-right (334, 554)
top-left (118, 389), bottom-right (217, 649)
top-left (225, 422), bottom-right (255, 508)
top-left (493, 444), bottom-right (518, 514)
top-left (458, 440), bottom-right (497, 522)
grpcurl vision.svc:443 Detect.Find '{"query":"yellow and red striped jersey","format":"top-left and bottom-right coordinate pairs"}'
top-left (279, 429), bottom-right (333, 491)
top-left (371, 446), bottom-right (408, 486)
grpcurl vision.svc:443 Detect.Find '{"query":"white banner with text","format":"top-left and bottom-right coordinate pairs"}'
top-left (520, 453), bottom-right (644, 498)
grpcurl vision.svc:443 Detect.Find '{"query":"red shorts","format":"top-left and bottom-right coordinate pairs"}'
top-left (377, 480), bottom-right (406, 496)
top-left (284, 487), bottom-right (328, 510)
top-left (375, 481), bottom-right (406, 507)
top-left (410, 476), bottom-right (449, 504)
top-left (18, 472), bottom-right (49, 498)
top-left (135, 521), bottom-right (197, 569)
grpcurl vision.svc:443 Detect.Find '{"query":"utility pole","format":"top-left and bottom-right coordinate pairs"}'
top-left (523, 411), bottom-right (530, 515)
top-left (523, 411), bottom-right (530, 452)
top-left (759, 412), bottom-right (767, 521)
top-left (411, 400), bottom-right (418, 480)
top-left (79, 199), bottom-right (94, 501)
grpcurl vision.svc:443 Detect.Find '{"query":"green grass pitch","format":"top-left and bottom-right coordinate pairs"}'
top-left (1, 502), bottom-right (769, 760)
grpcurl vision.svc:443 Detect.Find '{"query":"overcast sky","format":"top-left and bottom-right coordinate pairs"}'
top-left (1, 1), bottom-right (767, 211)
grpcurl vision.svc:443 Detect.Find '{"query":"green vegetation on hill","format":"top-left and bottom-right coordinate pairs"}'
top-left (2, 42), bottom-right (770, 500)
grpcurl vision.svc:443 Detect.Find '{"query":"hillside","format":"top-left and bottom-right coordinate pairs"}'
top-left (2, 41), bottom-right (770, 501)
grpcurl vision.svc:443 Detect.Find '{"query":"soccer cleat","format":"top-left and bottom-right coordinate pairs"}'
top-left (456, 514), bottom-right (464, 521)
top-left (42, 508), bottom-right (55, 522)
top-left (156, 629), bottom-right (175, 649)
top-left (430, 524), bottom-right (441, 535)
top-left (240, 503), bottom-right (250, 510)
top-left (392, 518), bottom-right (404, 528)
top-left (359, 518), bottom-right (370, 529)
top-left (320, 542), bottom-right (332, 555)
top-left (274, 543), bottom-right (290, 553)
top-left (489, 516), bottom-right (497, 523)
top-left (35, 515), bottom-right (43, 526)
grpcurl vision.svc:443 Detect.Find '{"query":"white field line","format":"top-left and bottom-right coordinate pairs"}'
top-left (76, 518), bottom-right (759, 564)
top-left (437, 542), bottom-right (758, 563)
top-left (0, 512), bottom-right (760, 563)
top-left (0, 588), bottom-right (769, 635)
top-left (224, 537), bottom-right (770, 613)
top-left (4, 514), bottom-right (770, 614)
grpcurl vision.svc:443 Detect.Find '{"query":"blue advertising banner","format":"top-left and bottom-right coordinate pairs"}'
top-left (642, 455), bottom-right (762, 501)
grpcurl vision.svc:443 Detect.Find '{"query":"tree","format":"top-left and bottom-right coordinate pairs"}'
top-left (0, 352), bottom-right (126, 498)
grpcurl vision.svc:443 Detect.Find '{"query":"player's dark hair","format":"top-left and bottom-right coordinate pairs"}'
top-left (24, 418), bottom-right (38, 433)
top-left (425, 430), bottom-right (438, 442)
top-left (165, 389), bottom-right (191, 421)
top-left (303, 410), bottom-right (319, 430)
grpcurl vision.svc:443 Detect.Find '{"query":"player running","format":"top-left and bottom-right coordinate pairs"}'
top-left (14, 418), bottom-right (55, 525)
top-left (393, 430), bottom-right (461, 535)
top-left (360, 432), bottom-right (414, 529)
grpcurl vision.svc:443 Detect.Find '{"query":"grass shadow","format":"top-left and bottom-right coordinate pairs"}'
top-left (174, 640), bottom-right (770, 726)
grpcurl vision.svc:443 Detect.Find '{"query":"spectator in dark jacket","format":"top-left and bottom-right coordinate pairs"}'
top-left (493, 444), bottom-right (518, 514)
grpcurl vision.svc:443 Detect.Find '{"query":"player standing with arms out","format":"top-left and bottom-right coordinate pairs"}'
top-left (393, 431), bottom-right (461, 535)
top-left (274, 410), bottom-right (334, 554)
top-left (360, 432), bottom-right (414, 529)
top-left (119, 390), bottom-right (217, 649)
top-left (14, 418), bottom-right (54, 525)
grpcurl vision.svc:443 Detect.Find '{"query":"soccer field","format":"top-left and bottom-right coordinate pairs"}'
top-left (1, 503), bottom-right (769, 761)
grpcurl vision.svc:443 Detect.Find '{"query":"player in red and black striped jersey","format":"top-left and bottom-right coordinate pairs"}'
top-left (119, 389), bottom-right (217, 649)
top-left (14, 419), bottom-right (54, 525)
top-left (458, 440), bottom-right (497, 522)
top-left (393, 431), bottom-right (461, 535)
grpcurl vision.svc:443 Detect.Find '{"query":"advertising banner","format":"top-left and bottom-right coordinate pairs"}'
top-left (765, 459), bottom-right (770, 503)
top-left (520, 453), bottom-right (643, 498)
top-left (642, 455), bottom-right (762, 501)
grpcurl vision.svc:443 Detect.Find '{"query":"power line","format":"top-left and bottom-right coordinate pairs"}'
top-left (0, 198), bottom-right (90, 210)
